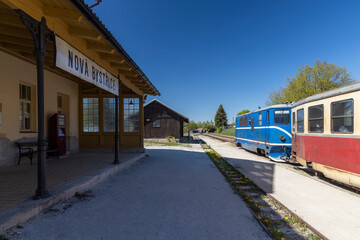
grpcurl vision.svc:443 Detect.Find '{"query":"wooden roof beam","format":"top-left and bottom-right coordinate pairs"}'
top-left (110, 62), bottom-right (132, 70)
top-left (87, 42), bottom-right (115, 53)
top-left (44, 6), bottom-right (82, 21)
top-left (120, 70), bottom-right (138, 77)
top-left (69, 28), bottom-right (102, 40)
top-left (0, 15), bottom-right (23, 27)
top-left (0, 25), bottom-right (31, 39)
top-left (99, 53), bottom-right (125, 63)
top-left (0, 34), bottom-right (34, 47)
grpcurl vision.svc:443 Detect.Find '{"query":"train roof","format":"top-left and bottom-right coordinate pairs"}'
top-left (236, 103), bottom-right (293, 118)
top-left (292, 82), bottom-right (360, 108)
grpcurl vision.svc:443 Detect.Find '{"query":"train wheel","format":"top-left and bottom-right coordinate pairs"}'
top-left (315, 171), bottom-right (325, 179)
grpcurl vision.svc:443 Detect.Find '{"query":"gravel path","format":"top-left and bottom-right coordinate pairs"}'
top-left (7, 144), bottom-right (269, 240)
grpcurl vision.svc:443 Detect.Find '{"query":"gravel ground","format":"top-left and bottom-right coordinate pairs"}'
top-left (6, 144), bottom-right (270, 240)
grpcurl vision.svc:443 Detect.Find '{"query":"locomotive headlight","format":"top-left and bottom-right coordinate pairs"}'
top-left (280, 135), bottom-right (285, 141)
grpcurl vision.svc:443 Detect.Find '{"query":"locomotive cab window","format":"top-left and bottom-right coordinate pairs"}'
top-left (331, 99), bottom-right (353, 133)
top-left (308, 105), bottom-right (324, 133)
top-left (274, 109), bottom-right (290, 125)
top-left (297, 109), bottom-right (304, 132)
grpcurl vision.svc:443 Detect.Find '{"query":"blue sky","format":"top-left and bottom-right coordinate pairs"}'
top-left (88, 0), bottom-right (360, 123)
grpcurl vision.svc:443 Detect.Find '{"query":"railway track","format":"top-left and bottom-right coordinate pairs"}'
top-left (201, 133), bottom-right (235, 142)
top-left (200, 133), bottom-right (360, 195)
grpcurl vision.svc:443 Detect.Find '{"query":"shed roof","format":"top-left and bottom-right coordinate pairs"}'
top-left (144, 99), bottom-right (189, 123)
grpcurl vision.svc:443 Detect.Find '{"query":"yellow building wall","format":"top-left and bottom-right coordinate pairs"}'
top-left (0, 51), bottom-right (79, 165)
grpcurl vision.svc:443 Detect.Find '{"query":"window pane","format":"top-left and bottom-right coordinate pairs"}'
top-left (19, 102), bottom-right (23, 129)
top-left (292, 112), bottom-right (295, 132)
top-left (297, 109), bottom-right (304, 132)
top-left (309, 105), bottom-right (323, 119)
top-left (274, 110), bottom-right (290, 125)
top-left (124, 98), bottom-right (140, 132)
top-left (309, 120), bottom-right (323, 132)
top-left (258, 113), bottom-right (262, 126)
top-left (332, 117), bottom-right (353, 133)
top-left (103, 98), bottom-right (118, 132)
top-left (153, 119), bottom-right (160, 128)
top-left (83, 98), bottom-right (99, 132)
top-left (332, 100), bottom-right (353, 117)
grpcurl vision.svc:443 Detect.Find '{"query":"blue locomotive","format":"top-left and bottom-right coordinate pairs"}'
top-left (235, 104), bottom-right (292, 162)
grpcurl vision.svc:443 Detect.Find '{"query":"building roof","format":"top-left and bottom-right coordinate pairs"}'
top-left (144, 99), bottom-right (189, 123)
top-left (70, 0), bottom-right (160, 96)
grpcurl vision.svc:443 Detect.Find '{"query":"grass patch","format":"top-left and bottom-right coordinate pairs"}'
top-left (219, 128), bottom-right (235, 136)
top-left (144, 142), bottom-right (191, 147)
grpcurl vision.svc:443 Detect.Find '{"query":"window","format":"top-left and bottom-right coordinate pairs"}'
top-left (153, 119), bottom-right (160, 128)
top-left (331, 99), bottom-right (353, 133)
top-left (266, 111), bottom-right (269, 124)
top-left (239, 116), bottom-right (248, 127)
top-left (297, 109), bottom-right (304, 132)
top-left (308, 105), bottom-right (324, 132)
top-left (274, 109), bottom-right (290, 125)
top-left (248, 117), bottom-right (252, 126)
top-left (124, 98), bottom-right (139, 132)
top-left (19, 84), bottom-right (32, 131)
top-left (83, 98), bottom-right (99, 132)
top-left (258, 113), bottom-right (262, 126)
top-left (292, 112), bottom-right (295, 132)
top-left (103, 98), bottom-right (118, 132)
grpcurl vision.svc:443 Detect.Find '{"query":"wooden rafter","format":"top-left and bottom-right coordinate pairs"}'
top-left (0, 34), bottom-right (34, 47)
top-left (120, 69), bottom-right (138, 77)
top-left (110, 62), bottom-right (132, 70)
top-left (43, 6), bottom-right (82, 21)
top-left (0, 24), bottom-right (31, 39)
top-left (87, 42), bottom-right (114, 53)
top-left (99, 53), bottom-right (125, 63)
top-left (69, 27), bottom-right (102, 40)
top-left (0, 14), bottom-right (23, 27)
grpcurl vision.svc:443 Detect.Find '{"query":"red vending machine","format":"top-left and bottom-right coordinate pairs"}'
top-left (49, 113), bottom-right (66, 156)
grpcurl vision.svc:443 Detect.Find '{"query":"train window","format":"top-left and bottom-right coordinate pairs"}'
top-left (249, 117), bottom-right (252, 126)
top-left (331, 99), bottom-right (353, 133)
top-left (297, 109), bottom-right (304, 132)
top-left (274, 109), bottom-right (290, 125)
top-left (258, 113), bottom-right (262, 126)
top-left (308, 105), bottom-right (324, 133)
top-left (266, 111), bottom-right (269, 124)
top-left (292, 112), bottom-right (295, 132)
top-left (239, 116), bottom-right (248, 127)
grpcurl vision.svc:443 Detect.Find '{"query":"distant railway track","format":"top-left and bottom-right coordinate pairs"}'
top-left (201, 133), bottom-right (235, 143)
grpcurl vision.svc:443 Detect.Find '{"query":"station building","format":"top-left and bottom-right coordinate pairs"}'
top-left (0, 0), bottom-right (160, 196)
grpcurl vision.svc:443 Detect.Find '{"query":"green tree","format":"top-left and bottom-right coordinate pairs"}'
top-left (267, 60), bottom-right (355, 105)
top-left (214, 104), bottom-right (228, 128)
top-left (237, 109), bottom-right (250, 116)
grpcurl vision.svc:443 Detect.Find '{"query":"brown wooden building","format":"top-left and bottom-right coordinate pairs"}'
top-left (144, 99), bottom-right (188, 139)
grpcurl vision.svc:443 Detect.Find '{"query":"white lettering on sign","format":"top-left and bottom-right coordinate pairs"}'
top-left (55, 36), bottom-right (118, 96)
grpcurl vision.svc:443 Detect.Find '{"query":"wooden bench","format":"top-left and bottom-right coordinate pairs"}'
top-left (15, 141), bottom-right (37, 165)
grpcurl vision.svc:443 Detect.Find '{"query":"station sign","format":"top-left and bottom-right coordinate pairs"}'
top-left (55, 36), bottom-right (119, 96)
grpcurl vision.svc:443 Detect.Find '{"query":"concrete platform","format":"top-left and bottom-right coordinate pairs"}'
top-left (0, 151), bottom-right (145, 233)
top-left (5, 145), bottom-right (270, 240)
top-left (199, 135), bottom-right (360, 240)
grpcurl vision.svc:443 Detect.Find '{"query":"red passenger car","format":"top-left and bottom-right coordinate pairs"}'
top-left (291, 83), bottom-right (360, 188)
